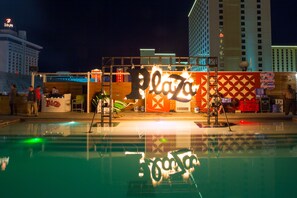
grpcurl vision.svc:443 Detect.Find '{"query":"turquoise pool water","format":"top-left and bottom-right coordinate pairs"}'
top-left (0, 120), bottom-right (297, 198)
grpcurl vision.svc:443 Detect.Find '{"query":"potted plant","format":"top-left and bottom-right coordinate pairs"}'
top-left (92, 91), bottom-right (110, 112)
top-left (92, 91), bottom-right (128, 114)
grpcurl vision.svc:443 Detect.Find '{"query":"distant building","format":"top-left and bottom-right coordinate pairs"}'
top-left (188, 0), bottom-right (272, 71)
top-left (140, 49), bottom-right (176, 65)
top-left (0, 18), bottom-right (42, 75)
top-left (272, 45), bottom-right (297, 72)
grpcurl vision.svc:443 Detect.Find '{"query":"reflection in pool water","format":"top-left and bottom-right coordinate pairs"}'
top-left (0, 120), bottom-right (297, 197)
top-left (127, 149), bottom-right (200, 186)
top-left (0, 156), bottom-right (9, 171)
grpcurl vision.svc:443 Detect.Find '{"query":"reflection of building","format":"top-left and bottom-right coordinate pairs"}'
top-left (0, 19), bottom-right (42, 75)
top-left (272, 45), bottom-right (297, 72)
top-left (188, 0), bottom-right (272, 71)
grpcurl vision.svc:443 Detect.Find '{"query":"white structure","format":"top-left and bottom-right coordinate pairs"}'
top-left (0, 19), bottom-right (42, 75)
top-left (272, 45), bottom-right (297, 72)
top-left (188, 0), bottom-right (272, 71)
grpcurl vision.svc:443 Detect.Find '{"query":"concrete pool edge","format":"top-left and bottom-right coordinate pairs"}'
top-left (0, 111), bottom-right (295, 125)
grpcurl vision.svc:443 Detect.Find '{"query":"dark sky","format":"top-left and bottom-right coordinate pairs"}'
top-left (0, 0), bottom-right (297, 72)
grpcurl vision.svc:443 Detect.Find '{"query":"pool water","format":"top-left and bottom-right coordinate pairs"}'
top-left (0, 120), bottom-right (297, 198)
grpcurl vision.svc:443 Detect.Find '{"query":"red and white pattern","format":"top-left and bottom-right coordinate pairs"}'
top-left (196, 72), bottom-right (260, 110)
top-left (145, 135), bottom-right (175, 157)
top-left (146, 93), bottom-right (170, 112)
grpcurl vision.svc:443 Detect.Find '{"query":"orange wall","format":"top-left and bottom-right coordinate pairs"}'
top-left (40, 72), bottom-right (297, 113)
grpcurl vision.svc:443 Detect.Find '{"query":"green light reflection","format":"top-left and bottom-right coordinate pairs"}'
top-left (22, 137), bottom-right (45, 144)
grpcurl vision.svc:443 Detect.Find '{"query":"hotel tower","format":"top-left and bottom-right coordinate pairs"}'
top-left (0, 18), bottom-right (42, 75)
top-left (188, 0), bottom-right (272, 71)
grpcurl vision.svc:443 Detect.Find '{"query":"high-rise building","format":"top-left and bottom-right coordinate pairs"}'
top-left (188, 0), bottom-right (272, 71)
top-left (0, 18), bottom-right (42, 75)
top-left (272, 45), bottom-right (297, 72)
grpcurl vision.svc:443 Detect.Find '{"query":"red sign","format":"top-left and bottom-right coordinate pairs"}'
top-left (116, 68), bottom-right (123, 82)
top-left (4, 18), bottom-right (13, 28)
top-left (46, 100), bottom-right (61, 108)
top-left (91, 69), bottom-right (101, 82)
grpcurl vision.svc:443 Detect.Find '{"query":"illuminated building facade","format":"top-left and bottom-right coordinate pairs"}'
top-left (188, 0), bottom-right (272, 71)
top-left (272, 46), bottom-right (297, 72)
top-left (140, 49), bottom-right (176, 66)
top-left (0, 19), bottom-right (42, 75)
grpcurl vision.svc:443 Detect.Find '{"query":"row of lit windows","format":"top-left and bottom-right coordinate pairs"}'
top-left (8, 44), bottom-right (24, 54)
top-left (272, 49), bottom-right (297, 71)
top-left (274, 49), bottom-right (296, 54)
top-left (218, 1), bottom-right (224, 67)
top-left (272, 59), bottom-right (295, 71)
top-left (8, 42), bottom-right (39, 59)
top-left (239, 0), bottom-right (264, 70)
top-left (2, 38), bottom-right (40, 74)
top-left (8, 55), bottom-right (37, 73)
top-left (189, 0), bottom-right (209, 56)
top-left (256, 0), bottom-right (263, 71)
top-left (274, 53), bottom-right (294, 59)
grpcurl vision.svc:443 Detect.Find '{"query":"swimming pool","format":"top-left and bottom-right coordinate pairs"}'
top-left (0, 120), bottom-right (297, 198)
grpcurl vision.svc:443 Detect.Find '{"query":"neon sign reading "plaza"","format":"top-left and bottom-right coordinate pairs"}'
top-left (126, 66), bottom-right (199, 102)
top-left (126, 149), bottom-right (200, 187)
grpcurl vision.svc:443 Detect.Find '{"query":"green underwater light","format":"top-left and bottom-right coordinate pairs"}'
top-left (23, 137), bottom-right (45, 144)
top-left (159, 137), bottom-right (168, 143)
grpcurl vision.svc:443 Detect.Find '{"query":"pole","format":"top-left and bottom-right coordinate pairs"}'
top-left (31, 72), bottom-right (35, 87)
top-left (87, 72), bottom-right (90, 113)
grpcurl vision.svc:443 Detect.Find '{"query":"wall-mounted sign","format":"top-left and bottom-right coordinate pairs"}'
top-left (126, 66), bottom-right (199, 102)
top-left (4, 18), bottom-right (13, 28)
top-left (116, 68), bottom-right (124, 82)
top-left (46, 100), bottom-right (61, 108)
top-left (260, 72), bottom-right (275, 90)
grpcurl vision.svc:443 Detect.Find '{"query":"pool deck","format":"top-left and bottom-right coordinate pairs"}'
top-left (0, 111), bottom-right (295, 126)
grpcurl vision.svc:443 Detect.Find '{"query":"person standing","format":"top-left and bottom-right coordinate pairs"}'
top-left (8, 84), bottom-right (18, 115)
top-left (27, 86), bottom-right (38, 116)
top-left (51, 86), bottom-right (59, 97)
top-left (283, 84), bottom-right (296, 115)
top-left (35, 85), bottom-right (41, 112)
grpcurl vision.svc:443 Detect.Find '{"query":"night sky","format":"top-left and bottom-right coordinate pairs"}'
top-left (0, 0), bottom-right (297, 72)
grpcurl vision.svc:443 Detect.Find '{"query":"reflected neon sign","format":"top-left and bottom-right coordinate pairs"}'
top-left (126, 66), bottom-right (199, 102)
top-left (127, 149), bottom-right (200, 186)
